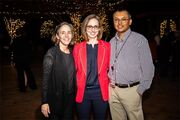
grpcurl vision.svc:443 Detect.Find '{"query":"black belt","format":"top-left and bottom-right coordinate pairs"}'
top-left (115, 82), bottom-right (140, 88)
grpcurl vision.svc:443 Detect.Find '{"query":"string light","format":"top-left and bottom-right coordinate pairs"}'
top-left (160, 19), bottom-right (177, 38)
top-left (98, 7), bottom-right (109, 33)
top-left (70, 12), bottom-right (81, 43)
top-left (170, 19), bottom-right (176, 32)
top-left (4, 17), bottom-right (25, 44)
top-left (1, 0), bottom-right (123, 44)
top-left (160, 20), bottom-right (167, 38)
top-left (0, 0), bottom-right (124, 15)
top-left (40, 20), bottom-right (54, 38)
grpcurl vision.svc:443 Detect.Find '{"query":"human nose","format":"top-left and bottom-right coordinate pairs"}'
top-left (65, 33), bottom-right (71, 38)
top-left (117, 19), bottom-right (124, 24)
top-left (91, 27), bottom-right (96, 31)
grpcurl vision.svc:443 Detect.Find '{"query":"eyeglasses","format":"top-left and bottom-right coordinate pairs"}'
top-left (114, 18), bottom-right (130, 23)
top-left (86, 25), bottom-right (99, 30)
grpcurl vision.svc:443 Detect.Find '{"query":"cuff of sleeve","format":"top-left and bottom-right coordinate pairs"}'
top-left (137, 85), bottom-right (146, 95)
top-left (42, 99), bottom-right (48, 105)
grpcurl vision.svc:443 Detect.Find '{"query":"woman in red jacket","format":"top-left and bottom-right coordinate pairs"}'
top-left (73, 14), bottom-right (110, 120)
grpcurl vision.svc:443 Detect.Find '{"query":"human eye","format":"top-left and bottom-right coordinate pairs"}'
top-left (68, 31), bottom-right (72, 34)
top-left (87, 25), bottom-right (92, 29)
top-left (114, 18), bottom-right (118, 22)
top-left (94, 25), bottom-right (99, 29)
top-left (60, 31), bottom-right (65, 34)
top-left (122, 18), bottom-right (129, 22)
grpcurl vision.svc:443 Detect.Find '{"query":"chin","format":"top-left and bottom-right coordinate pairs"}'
top-left (65, 43), bottom-right (70, 46)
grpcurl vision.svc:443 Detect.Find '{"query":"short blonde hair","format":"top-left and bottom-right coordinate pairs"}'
top-left (51, 22), bottom-right (74, 44)
top-left (81, 14), bottom-right (103, 41)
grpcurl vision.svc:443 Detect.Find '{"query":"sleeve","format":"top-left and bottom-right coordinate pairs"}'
top-left (107, 42), bottom-right (111, 73)
top-left (73, 44), bottom-right (78, 71)
top-left (41, 49), bottom-right (54, 104)
top-left (137, 36), bottom-right (155, 95)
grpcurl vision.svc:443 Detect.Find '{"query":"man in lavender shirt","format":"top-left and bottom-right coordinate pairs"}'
top-left (108, 8), bottom-right (155, 120)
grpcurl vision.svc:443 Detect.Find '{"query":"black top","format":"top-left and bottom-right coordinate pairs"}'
top-left (86, 44), bottom-right (99, 88)
top-left (56, 48), bottom-right (75, 93)
top-left (12, 34), bottom-right (32, 64)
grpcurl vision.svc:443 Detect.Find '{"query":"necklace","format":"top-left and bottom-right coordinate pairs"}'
top-left (111, 31), bottom-right (132, 71)
top-left (59, 46), bottom-right (70, 54)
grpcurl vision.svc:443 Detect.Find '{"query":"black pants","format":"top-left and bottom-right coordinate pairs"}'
top-left (76, 87), bottom-right (108, 120)
top-left (48, 96), bottom-right (74, 120)
top-left (15, 62), bottom-right (37, 91)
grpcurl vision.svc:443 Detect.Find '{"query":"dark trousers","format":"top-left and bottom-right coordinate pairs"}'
top-left (47, 94), bottom-right (74, 120)
top-left (76, 87), bottom-right (108, 120)
top-left (48, 113), bottom-right (73, 120)
top-left (15, 62), bottom-right (37, 91)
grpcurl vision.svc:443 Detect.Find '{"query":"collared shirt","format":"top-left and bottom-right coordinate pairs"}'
top-left (108, 28), bottom-right (155, 95)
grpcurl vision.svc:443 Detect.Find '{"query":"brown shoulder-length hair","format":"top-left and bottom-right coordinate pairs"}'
top-left (51, 22), bottom-right (74, 44)
top-left (81, 14), bottom-right (103, 41)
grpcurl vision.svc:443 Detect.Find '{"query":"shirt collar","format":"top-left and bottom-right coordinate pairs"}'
top-left (115, 28), bottom-right (131, 42)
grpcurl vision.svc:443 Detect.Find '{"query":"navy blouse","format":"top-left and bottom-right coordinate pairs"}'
top-left (86, 44), bottom-right (99, 88)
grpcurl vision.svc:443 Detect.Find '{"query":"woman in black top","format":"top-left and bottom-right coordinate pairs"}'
top-left (41, 22), bottom-right (76, 120)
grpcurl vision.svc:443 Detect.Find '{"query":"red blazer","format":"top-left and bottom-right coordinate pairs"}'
top-left (73, 40), bottom-right (110, 103)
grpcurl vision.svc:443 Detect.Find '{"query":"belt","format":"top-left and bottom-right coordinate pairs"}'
top-left (115, 81), bottom-right (140, 88)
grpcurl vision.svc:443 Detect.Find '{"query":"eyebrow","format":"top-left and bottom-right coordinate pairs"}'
top-left (114, 16), bottom-right (129, 19)
top-left (87, 24), bottom-right (99, 26)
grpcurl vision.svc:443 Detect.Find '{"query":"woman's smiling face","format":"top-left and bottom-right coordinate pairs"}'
top-left (56, 24), bottom-right (72, 46)
top-left (86, 18), bottom-right (100, 39)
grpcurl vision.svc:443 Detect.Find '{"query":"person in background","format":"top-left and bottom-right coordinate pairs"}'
top-left (73, 14), bottom-right (110, 120)
top-left (158, 31), bottom-right (172, 77)
top-left (148, 33), bottom-right (158, 65)
top-left (12, 27), bottom-right (37, 92)
top-left (171, 31), bottom-right (179, 81)
top-left (108, 9), bottom-right (154, 120)
top-left (41, 22), bottom-right (76, 120)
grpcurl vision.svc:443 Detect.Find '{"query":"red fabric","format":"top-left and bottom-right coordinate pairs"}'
top-left (73, 40), bottom-right (110, 103)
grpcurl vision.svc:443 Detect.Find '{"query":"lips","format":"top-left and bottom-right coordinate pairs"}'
top-left (62, 38), bottom-right (71, 41)
top-left (117, 25), bottom-right (123, 29)
top-left (90, 33), bottom-right (96, 35)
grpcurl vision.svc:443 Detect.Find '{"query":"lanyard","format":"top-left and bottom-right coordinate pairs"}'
top-left (111, 31), bottom-right (132, 71)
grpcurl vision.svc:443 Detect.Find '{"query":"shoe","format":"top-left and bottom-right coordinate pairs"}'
top-left (19, 88), bottom-right (26, 92)
top-left (29, 85), bottom-right (37, 90)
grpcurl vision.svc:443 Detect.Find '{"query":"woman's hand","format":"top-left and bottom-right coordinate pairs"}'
top-left (41, 104), bottom-right (50, 117)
